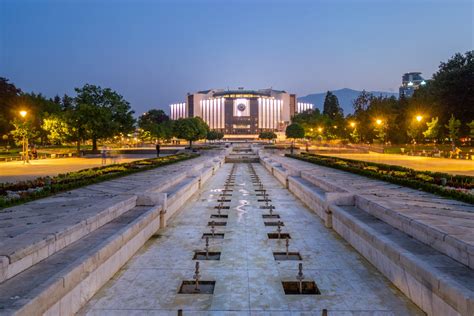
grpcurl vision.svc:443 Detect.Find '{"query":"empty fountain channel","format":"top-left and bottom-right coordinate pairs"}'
top-left (202, 233), bottom-right (224, 239)
top-left (281, 263), bottom-right (321, 295)
top-left (264, 221), bottom-right (284, 226)
top-left (178, 262), bottom-right (216, 294)
top-left (268, 233), bottom-right (291, 239)
top-left (193, 237), bottom-right (221, 260)
top-left (273, 237), bottom-right (301, 260)
top-left (208, 221), bottom-right (226, 226)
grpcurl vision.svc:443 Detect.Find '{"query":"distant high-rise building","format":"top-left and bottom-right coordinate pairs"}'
top-left (399, 72), bottom-right (427, 98)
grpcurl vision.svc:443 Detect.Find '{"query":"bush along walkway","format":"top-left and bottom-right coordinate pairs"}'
top-left (286, 153), bottom-right (474, 205)
top-left (0, 153), bottom-right (198, 209)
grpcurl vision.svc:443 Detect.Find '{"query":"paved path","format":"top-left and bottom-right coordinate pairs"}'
top-left (80, 163), bottom-right (422, 314)
top-left (319, 152), bottom-right (474, 176)
top-left (0, 155), bottom-right (157, 183)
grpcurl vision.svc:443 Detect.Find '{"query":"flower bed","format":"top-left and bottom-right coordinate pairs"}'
top-left (0, 153), bottom-right (198, 209)
top-left (286, 153), bottom-right (474, 204)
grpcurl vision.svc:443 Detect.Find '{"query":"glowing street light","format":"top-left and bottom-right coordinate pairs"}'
top-left (19, 110), bottom-right (30, 164)
top-left (317, 127), bottom-right (323, 133)
top-left (376, 119), bottom-right (383, 126)
top-left (349, 122), bottom-right (356, 128)
top-left (413, 115), bottom-right (424, 152)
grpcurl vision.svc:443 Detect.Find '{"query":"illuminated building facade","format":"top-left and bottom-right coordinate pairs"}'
top-left (170, 88), bottom-right (313, 137)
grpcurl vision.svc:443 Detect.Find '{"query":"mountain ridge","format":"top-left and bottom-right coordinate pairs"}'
top-left (298, 88), bottom-right (398, 115)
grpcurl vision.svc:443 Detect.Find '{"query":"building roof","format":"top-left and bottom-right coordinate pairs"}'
top-left (192, 88), bottom-right (288, 98)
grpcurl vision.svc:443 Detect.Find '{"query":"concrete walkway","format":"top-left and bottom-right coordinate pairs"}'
top-left (80, 163), bottom-right (422, 314)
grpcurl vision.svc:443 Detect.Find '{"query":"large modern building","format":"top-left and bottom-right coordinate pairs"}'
top-left (170, 88), bottom-right (313, 137)
top-left (399, 72), bottom-right (427, 97)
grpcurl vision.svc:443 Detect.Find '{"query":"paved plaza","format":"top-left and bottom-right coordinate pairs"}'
top-left (319, 152), bottom-right (474, 176)
top-left (79, 162), bottom-right (422, 315)
top-left (0, 155), bottom-right (155, 183)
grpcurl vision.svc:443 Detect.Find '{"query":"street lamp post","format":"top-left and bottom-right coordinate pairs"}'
top-left (349, 122), bottom-right (356, 143)
top-left (375, 119), bottom-right (385, 152)
top-left (19, 110), bottom-right (29, 164)
top-left (413, 115), bottom-right (423, 153)
top-left (317, 127), bottom-right (323, 144)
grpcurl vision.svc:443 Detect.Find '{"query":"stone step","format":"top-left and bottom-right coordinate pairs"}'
top-left (0, 204), bottom-right (162, 315)
top-left (330, 204), bottom-right (474, 316)
top-left (0, 194), bottom-right (137, 284)
top-left (0, 153), bottom-right (226, 315)
top-left (261, 152), bottom-right (474, 315)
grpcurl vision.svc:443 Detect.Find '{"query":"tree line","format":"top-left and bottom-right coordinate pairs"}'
top-left (1, 82), bottom-right (136, 152)
top-left (287, 51), bottom-right (474, 146)
top-left (0, 80), bottom-right (224, 151)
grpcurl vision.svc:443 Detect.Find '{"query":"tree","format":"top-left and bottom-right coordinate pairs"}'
top-left (139, 109), bottom-right (169, 128)
top-left (445, 114), bottom-right (461, 147)
top-left (430, 51), bottom-right (474, 134)
top-left (468, 120), bottom-right (474, 138)
top-left (0, 77), bottom-right (22, 137)
top-left (353, 90), bottom-right (372, 114)
top-left (10, 118), bottom-right (36, 147)
top-left (61, 94), bottom-right (74, 110)
top-left (206, 130), bottom-right (224, 142)
top-left (374, 122), bottom-right (387, 144)
top-left (352, 91), bottom-right (374, 142)
top-left (259, 131), bottom-right (277, 143)
top-left (138, 109), bottom-right (170, 141)
top-left (159, 120), bottom-right (176, 141)
top-left (407, 118), bottom-right (426, 144)
top-left (350, 127), bottom-right (360, 143)
top-left (206, 130), bottom-right (220, 142)
top-left (323, 91), bottom-right (343, 120)
top-left (52, 95), bottom-right (61, 105)
top-left (173, 117), bottom-right (209, 148)
top-left (41, 113), bottom-right (71, 145)
top-left (291, 109), bottom-right (337, 140)
top-left (423, 117), bottom-right (441, 142)
top-left (285, 123), bottom-right (305, 154)
top-left (19, 93), bottom-right (62, 144)
top-left (73, 84), bottom-right (135, 151)
top-left (468, 120), bottom-right (474, 146)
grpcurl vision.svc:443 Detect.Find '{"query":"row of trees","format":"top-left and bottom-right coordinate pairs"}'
top-left (1, 80), bottom-right (136, 152)
top-left (137, 109), bottom-right (224, 146)
top-left (290, 51), bottom-right (474, 145)
top-left (1, 77), bottom-right (230, 151)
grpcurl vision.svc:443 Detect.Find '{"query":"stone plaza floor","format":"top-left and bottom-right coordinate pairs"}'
top-left (79, 162), bottom-right (423, 315)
